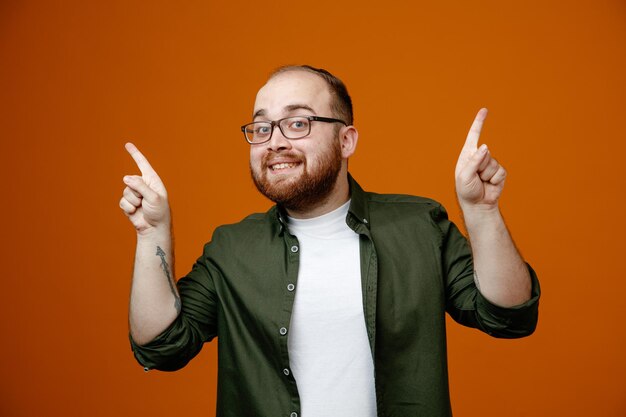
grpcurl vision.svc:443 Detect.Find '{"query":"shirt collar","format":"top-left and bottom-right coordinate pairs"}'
top-left (346, 173), bottom-right (370, 228)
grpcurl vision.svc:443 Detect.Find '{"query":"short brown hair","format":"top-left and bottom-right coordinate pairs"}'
top-left (269, 65), bottom-right (354, 126)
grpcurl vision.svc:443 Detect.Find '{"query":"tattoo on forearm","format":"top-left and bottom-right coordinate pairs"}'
top-left (156, 246), bottom-right (182, 313)
top-left (473, 270), bottom-right (481, 291)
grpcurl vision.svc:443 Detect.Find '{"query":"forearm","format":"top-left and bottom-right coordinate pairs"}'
top-left (462, 206), bottom-right (531, 307)
top-left (129, 224), bottom-right (181, 345)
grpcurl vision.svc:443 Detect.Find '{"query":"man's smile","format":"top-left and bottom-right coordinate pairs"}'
top-left (270, 162), bottom-right (300, 171)
top-left (264, 155), bottom-right (304, 174)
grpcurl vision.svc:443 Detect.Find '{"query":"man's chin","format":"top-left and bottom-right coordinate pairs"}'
top-left (252, 173), bottom-right (296, 202)
top-left (261, 183), bottom-right (297, 203)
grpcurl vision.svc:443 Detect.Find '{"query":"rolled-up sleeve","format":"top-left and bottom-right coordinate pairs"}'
top-left (130, 243), bottom-right (219, 371)
top-left (472, 265), bottom-right (540, 337)
top-left (435, 204), bottom-right (541, 338)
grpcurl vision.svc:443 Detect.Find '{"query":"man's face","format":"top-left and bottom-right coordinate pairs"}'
top-left (249, 71), bottom-right (344, 212)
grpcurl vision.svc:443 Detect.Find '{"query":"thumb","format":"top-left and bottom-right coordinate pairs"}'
top-left (123, 175), bottom-right (160, 205)
top-left (458, 144), bottom-right (489, 184)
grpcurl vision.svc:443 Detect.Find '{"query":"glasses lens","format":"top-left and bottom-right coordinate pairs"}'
top-left (280, 117), bottom-right (310, 139)
top-left (245, 122), bottom-right (272, 143)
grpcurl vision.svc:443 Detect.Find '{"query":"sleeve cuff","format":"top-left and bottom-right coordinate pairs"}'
top-left (475, 263), bottom-right (541, 338)
top-left (128, 314), bottom-right (197, 372)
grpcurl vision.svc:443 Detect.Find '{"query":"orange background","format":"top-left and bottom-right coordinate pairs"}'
top-left (1, 1), bottom-right (625, 416)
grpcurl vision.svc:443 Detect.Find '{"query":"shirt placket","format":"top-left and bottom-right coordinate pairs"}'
top-left (279, 225), bottom-right (301, 417)
top-left (347, 213), bottom-right (381, 415)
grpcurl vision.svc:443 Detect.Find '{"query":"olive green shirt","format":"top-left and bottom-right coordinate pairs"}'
top-left (130, 175), bottom-right (540, 417)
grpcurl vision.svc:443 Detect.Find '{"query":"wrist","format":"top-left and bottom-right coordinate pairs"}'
top-left (136, 222), bottom-right (172, 240)
top-left (460, 202), bottom-right (499, 216)
top-left (460, 203), bottom-right (504, 231)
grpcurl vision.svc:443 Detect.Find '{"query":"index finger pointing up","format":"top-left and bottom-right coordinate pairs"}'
top-left (125, 142), bottom-right (156, 176)
top-left (463, 108), bottom-right (489, 151)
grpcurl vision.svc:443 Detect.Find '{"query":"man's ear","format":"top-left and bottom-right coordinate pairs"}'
top-left (340, 126), bottom-right (358, 159)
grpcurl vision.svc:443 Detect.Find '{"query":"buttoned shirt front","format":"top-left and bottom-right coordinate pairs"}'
top-left (130, 175), bottom-right (540, 417)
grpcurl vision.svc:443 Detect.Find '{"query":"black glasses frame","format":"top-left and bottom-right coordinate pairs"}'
top-left (241, 116), bottom-right (348, 144)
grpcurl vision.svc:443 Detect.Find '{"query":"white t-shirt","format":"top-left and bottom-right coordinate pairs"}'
top-left (287, 200), bottom-right (376, 417)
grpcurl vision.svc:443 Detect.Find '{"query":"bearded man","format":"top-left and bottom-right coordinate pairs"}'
top-left (120, 65), bottom-right (540, 417)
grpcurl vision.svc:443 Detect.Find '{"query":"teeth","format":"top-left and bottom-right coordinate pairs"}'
top-left (271, 163), bottom-right (296, 170)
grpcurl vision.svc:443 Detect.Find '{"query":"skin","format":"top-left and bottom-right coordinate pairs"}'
top-left (455, 109), bottom-right (532, 306)
top-left (249, 71), bottom-right (358, 218)
top-left (120, 72), bottom-right (530, 345)
top-left (120, 144), bottom-right (179, 345)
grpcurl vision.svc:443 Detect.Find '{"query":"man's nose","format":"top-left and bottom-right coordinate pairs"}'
top-left (267, 125), bottom-right (292, 151)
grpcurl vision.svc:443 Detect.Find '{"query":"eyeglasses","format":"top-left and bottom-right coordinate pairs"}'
top-left (241, 116), bottom-right (347, 144)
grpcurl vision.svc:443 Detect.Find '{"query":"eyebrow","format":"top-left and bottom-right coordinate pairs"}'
top-left (253, 104), bottom-right (317, 120)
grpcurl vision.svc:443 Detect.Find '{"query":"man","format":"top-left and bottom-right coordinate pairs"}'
top-left (120, 65), bottom-right (540, 417)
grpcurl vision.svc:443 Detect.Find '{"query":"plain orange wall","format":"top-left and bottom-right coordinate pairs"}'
top-left (1, 1), bottom-right (625, 416)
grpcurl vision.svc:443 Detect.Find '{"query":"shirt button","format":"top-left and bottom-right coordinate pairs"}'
top-left (290, 413), bottom-right (298, 417)
top-left (363, 218), bottom-right (368, 224)
top-left (279, 327), bottom-right (288, 335)
top-left (283, 368), bottom-right (290, 376)
top-left (287, 283), bottom-right (295, 291)
top-left (290, 245), bottom-right (299, 253)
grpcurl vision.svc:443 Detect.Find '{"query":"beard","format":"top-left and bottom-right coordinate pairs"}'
top-left (250, 138), bottom-right (343, 213)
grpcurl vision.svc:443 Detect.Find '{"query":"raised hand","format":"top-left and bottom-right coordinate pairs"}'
top-left (119, 143), bottom-right (171, 234)
top-left (455, 109), bottom-right (507, 211)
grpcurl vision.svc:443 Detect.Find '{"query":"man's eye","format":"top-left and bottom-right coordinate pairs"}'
top-left (289, 119), bottom-right (309, 130)
top-left (256, 126), bottom-right (271, 135)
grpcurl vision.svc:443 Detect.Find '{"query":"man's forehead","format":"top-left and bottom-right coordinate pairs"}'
top-left (253, 71), bottom-right (332, 118)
